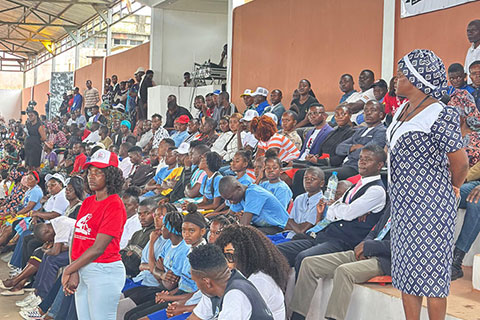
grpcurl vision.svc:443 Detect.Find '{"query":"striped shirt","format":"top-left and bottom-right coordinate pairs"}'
top-left (258, 133), bottom-right (300, 162)
top-left (84, 88), bottom-right (100, 109)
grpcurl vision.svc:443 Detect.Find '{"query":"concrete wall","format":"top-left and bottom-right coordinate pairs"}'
top-left (0, 90), bottom-right (22, 120)
top-left (74, 58), bottom-right (104, 96)
top-left (153, 9), bottom-right (228, 86)
top-left (230, 0), bottom-right (384, 112)
top-left (394, 0), bottom-right (480, 73)
top-left (105, 42), bottom-right (150, 82)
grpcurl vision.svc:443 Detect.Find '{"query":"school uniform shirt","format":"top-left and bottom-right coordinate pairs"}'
top-left (258, 133), bottom-right (300, 163)
top-left (50, 216), bottom-right (76, 244)
top-left (193, 271), bottom-right (285, 320)
top-left (230, 184), bottom-right (289, 228)
top-left (72, 194), bottom-right (126, 263)
top-left (133, 236), bottom-right (169, 287)
top-left (200, 173), bottom-right (222, 200)
top-left (119, 214), bottom-right (142, 250)
top-left (24, 185), bottom-right (43, 211)
top-left (161, 239), bottom-right (197, 293)
top-left (43, 188), bottom-right (69, 216)
top-left (259, 180), bottom-right (292, 209)
top-left (170, 130), bottom-right (189, 147)
top-left (237, 174), bottom-right (254, 186)
top-left (290, 191), bottom-right (323, 225)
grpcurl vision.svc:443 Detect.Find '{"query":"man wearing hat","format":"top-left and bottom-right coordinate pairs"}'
top-left (239, 110), bottom-right (259, 149)
top-left (240, 89), bottom-right (255, 113)
top-left (252, 86), bottom-right (270, 115)
top-left (32, 173), bottom-right (69, 221)
top-left (372, 79), bottom-right (388, 103)
top-left (170, 115), bottom-right (190, 147)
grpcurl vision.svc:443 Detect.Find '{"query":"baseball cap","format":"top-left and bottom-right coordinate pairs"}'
top-left (176, 142), bottom-right (190, 155)
top-left (45, 173), bottom-right (66, 187)
top-left (83, 149), bottom-right (119, 169)
top-left (252, 87), bottom-right (268, 97)
top-left (134, 67), bottom-right (145, 75)
top-left (213, 89), bottom-right (221, 95)
top-left (264, 112), bottom-right (278, 124)
top-left (175, 115), bottom-right (190, 124)
top-left (241, 109), bottom-right (259, 122)
top-left (240, 89), bottom-right (253, 97)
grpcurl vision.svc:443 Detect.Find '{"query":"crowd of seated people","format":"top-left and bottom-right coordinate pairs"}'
top-left (0, 20), bottom-right (479, 320)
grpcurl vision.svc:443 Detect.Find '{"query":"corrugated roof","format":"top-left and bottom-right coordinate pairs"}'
top-left (0, 0), bottom-right (119, 58)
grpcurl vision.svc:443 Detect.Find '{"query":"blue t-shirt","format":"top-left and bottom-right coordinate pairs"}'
top-left (237, 173), bottom-right (254, 186)
top-left (256, 101), bottom-right (270, 115)
top-left (161, 240), bottom-right (197, 293)
top-left (200, 173), bottom-right (222, 200)
top-left (23, 185), bottom-right (43, 211)
top-left (153, 166), bottom-right (174, 184)
top-left (133, 237), bottom-right (169, 287)
top-left (230, 184), bottom-right (289, 228)
top-left (259, 180), bottom-right (293, 209)
top-left (171, 130), bottom-right (189, 147)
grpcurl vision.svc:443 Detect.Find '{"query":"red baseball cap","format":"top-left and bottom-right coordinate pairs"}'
top-left (83, 149), bottom-right (119, 169)
top-left (175, 115), bottom-right (190, 124)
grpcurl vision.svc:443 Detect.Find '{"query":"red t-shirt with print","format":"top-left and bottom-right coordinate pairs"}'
top-left (71, 194), bottom-right (126, 263)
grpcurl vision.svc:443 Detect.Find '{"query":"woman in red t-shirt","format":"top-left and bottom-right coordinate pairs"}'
top-left (62, 149), bottom-right (126, 320)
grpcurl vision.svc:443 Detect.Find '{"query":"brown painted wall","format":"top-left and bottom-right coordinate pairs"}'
top-left (74, 58), bottom-right (104, 95)
top-left (32, 80), bottom-right (49, 116)
top-left (105, 42), bottom-right (150, 82)
top-left (394, 0), bottom-right (480, 74)
top-left (22, 88), bottom-right (31, 111)
top-left (231, 0), bottom-right (384, 112)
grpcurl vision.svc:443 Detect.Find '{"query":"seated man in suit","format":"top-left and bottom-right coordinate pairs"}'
top-left (324, 100), bottom-right (386, 181)
top-left (298, 104), bottom-right (333, 161)
top-left (277, 144), bottom-right (387, 274)
top-left (290, 204), bottom-right (392, 320)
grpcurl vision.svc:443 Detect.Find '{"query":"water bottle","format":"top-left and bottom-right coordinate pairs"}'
top-left (324, 171), bottom-right (338, 201)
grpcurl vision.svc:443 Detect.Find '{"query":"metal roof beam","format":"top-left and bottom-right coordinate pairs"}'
top-left (6, 0), bottom-right (81, 26)
top-left (0, 5), bottom-right (23, 14)
top-left (20, 0), bottom-right (113, 5)
top-left (0, 21), bottom-right (77, 27)
top-left (91, 4), bottom-right (109, 23)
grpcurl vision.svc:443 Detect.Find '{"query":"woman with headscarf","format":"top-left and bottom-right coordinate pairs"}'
top-left (24, 110), bottom-right (47, 170)
top-left (387, 49), bottom-right (469, 319)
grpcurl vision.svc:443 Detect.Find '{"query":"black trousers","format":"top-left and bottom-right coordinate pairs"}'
top-left (123, 284), bottom-right (167, 305)
top-left (21, 234), bottom-right (43, 269)
top-left (276, 235), bottom-right (352, 276)
top-left (125, 289), bottom-right (186, 320)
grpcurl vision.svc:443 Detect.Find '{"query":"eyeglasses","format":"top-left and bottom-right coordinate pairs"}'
top-left (224, 252), bottom-right (235, 263)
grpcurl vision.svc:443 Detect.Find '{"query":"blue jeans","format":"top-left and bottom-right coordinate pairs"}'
top-left (456, 181), bottom-right (480, 253)
top-left (9, 230), bottom-right (32, 268)
top-left (75, 261), bottom-right (126, 320)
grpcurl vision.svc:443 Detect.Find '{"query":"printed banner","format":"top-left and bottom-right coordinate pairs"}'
top-left (401, 0), bottom-right (477, 18)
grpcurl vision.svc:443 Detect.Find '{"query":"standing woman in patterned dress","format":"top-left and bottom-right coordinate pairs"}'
top-left (387, 49), bottom-right (469, 320)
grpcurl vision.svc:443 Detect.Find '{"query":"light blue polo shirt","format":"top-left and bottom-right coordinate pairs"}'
top-left (230, 184), bottom-right (289, 228)
top-left (259, 180), bottom-right (293, 209)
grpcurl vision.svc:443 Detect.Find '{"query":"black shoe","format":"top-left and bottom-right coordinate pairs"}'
top-left (451, 247), bottom-right (465, 281)
top-left (291, 312), bottom-right (306, 320)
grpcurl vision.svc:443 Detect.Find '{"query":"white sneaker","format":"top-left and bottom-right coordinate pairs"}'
top-left (26, 295), bottom-right (42, 308)
top-left (19, 308), bottom-right (43, 320)
top-left (16, 292), bottom-right (37, 307)
top-left (20, 305), bottom-right (38, 313)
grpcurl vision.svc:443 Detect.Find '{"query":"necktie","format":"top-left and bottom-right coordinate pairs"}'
top-left (346, 180), bottom-right (362, 204)
top-left (375, 217), bottom-right (392, 240)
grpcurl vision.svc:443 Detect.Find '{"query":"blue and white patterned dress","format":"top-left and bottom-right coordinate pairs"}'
top-left (387, 102), bottom-right (464, 297)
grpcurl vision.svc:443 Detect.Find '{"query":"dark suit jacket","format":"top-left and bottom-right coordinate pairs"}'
top-left (335, 123), bottom-right (386, 169)
top-left (363, 203), bottom-right (391, 275)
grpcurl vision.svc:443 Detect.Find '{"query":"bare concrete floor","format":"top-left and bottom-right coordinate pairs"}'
top-left (0, 258), bottom-right (26, 320)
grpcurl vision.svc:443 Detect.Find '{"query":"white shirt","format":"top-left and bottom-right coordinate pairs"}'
top-left (242, 132), bottom-right (258, 149)
top-left (211, 132), bottom-right (234, 155)
top-left (465, 43), bottom-right (480, 83)
top-left (326, 175), bottom-right (386, 221)
top-left (193, 272), bottom-right (283, 320)
top-left (43, 188), bottom-right (70, 216)
top-left (136, 131), bottom-right (153, 148)
top-left (119, 157), bottom-right (133, 179)
top-left (350, 88), bottom-right (375, 123)
top-left (119, 214), bottom-right (142, 249)
top-left (50, 216), bottom-right (76, 244)
top-left (82, 130), bottom-right (101, 144)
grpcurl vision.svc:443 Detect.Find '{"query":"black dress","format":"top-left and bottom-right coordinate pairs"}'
top-left (25, 120), bottom-right (43, 167)
top-left (290, 95), bottom-right (319, 125)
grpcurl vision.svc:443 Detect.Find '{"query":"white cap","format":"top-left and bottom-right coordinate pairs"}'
top-left (240, 89), bottom-right (253, 97)
top-left (114, 103), bottom-right (125, 112)
top-left (134, 67), bottom-right (145, 75)
top-left (241, 109), bottom-right (259, 122)
top-left (252, 87), bottom-right (268, 97)
top-left (45, 173), bottom-right (66, 187)
top-left (264, 112), bottom-right (278, 124)
top-left (176, 142), bottom-right (190, 155)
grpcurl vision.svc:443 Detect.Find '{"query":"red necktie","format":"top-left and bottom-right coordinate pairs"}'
top-left (346, 180), bottom-right (362, 204)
